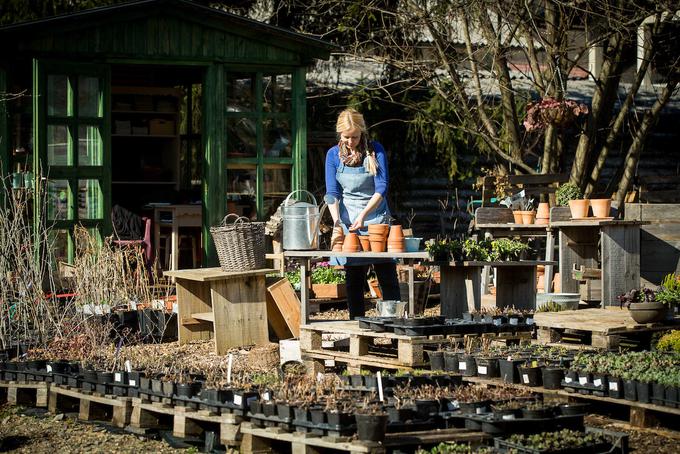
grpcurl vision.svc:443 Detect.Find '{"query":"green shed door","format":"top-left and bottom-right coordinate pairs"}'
top-left (34, 60), bottom-right (110, 263)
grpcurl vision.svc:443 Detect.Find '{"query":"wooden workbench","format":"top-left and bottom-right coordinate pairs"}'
top-left (164, 267), bottom-right (274, 354)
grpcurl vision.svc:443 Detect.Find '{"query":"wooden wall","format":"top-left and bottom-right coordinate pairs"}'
top-left (625, 203), bottom-right (680, 286)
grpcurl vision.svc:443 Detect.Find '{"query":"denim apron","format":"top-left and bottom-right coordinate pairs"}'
top-left (332, 156), bottom-right (391, 266)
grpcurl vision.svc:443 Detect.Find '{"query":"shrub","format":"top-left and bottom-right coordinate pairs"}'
top-left (555, 182), bottom-right (583, 206)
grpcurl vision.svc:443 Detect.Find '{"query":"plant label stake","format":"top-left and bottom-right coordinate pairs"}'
top-left (124, 360), bottom-right (132, 373)
top-left (377, 371), bottom-right (384, 402)
top-left (317, 372), bottom-right (324, 382)
top-left (227, 354), bottom-right (233, 384)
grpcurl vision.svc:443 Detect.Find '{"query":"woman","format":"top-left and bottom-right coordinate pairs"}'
top-left (324, 108), bottom-right (400, 319)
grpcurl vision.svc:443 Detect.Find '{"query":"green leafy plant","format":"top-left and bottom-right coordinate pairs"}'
top-left (507, 429), bottom-right (605, 452)
top-left (555, 182), bottom-right (583, 206)
top-left (462, 238), bottom-right (490, 261)
top-left (656, 331), bottom-right (680, 354)
top-left (285, 262), bottom-right (345, 286)
top-left (536, 300), bottom-right (564, 313)
top-left (654, 273), bottom-right (680, 307)
top-left (490, 238), bottom-right (530, 261)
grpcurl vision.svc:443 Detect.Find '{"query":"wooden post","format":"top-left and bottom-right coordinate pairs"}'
top-left (300, 258), bottom-right (310, 324)
top-left (601, 224), bottom-right (640, 307)
top-left (496, 265), bottom-right (537, 311)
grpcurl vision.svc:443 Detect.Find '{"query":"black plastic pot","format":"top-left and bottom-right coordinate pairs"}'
top-left (294, 406), bottom-right (310, 422)
top-left (652, 382), bottom-right (666, 406)
top-left (46, 361), bottom-right (68, 374)
top-left (608, 377), bottom-right (623, 399)
top-left (542, 367), bottom-right (564, 390)
top-left (636, 381), bottom-right (651, 404)
top-left (82, 369), bottom-right (98, 383)
top-left (521, 406), bottom-right (553, 419)
top-left (558, 403), bottom-right (590, 416)
top-left (414, 398), bottom-right (439, 420)
top-left (97, 371), bottom-right (114, 384)
top-left (459, 400), bottom-right (490, 415)
top-left (592, 374), bottom-right (607, 392)
top-left (262, 402), bottom-right (277, 417)
top-left (563, 369), bottom-right (579, 387)
top-left (499, 359), bottom-right (524, 384)
top-left (387, 406), bottom-right (414, 423)
top-left (326, 411), bottom-right (354, 428)
top-left (476, 357), bottom-right (500, 378)
top-left (176, 382), bottom-right (201, 399)
top-left (277, 403), bottom-right (295, 420)
top-left (518, 366), bottom-right (542, 387)
top-left (364, 375), bottom-right (378, 390)
top-left (249, 399), bottom-right (263, 415)
top-left (310, 406), bottom-right (325, 425)
top-left (428, 351), bottom-right (445, 371)
top-left (492, 407), bottom-right (520, 420)
top-left (444, 351), bottom-right (459, 372)
top-left (349, 375), bottom-right (364, 388)
top-left (113, 371), bottom-right (128, 385)
top-left (623, 379), bottom-right (638, 401)
top-left (665, 386), bottom-right (679, 408)
top-left (458, 355), bottom-right (477, 377)
top-left (355, 413), bottom-right (388, 442)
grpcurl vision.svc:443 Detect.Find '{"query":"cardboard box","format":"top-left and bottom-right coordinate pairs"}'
top-left (149, 118), bottom-right (175, 136)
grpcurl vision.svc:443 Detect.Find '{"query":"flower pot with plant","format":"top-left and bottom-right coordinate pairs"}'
top-left (556, 182), bottom-right (589, 219)
top-left (618, 288), bottom-right (667, 323)
top-left (354, 399), bottom-right (388, 442)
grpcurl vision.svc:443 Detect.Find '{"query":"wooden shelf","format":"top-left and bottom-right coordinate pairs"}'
top-left (112, 134), bottom-right (176, 138)
top-left (112, 110), bottom-right (177, 115)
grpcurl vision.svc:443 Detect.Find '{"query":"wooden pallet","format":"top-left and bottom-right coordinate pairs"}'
top-left (534, 308), bottom-right (679, 349)
top-left (48, 384), bottom-right (133, 428)
top-left (240, 421), bottom-right (489, 454)
top-left (130, 397), bottom-right (243, 446)
top-left (464, 376), bottom-right (680, 429)
top-left (0, 380), bottom-right (49, 407)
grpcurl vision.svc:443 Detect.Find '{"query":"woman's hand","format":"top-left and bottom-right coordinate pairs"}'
top-left (349, 213), bottom-right (365, 231)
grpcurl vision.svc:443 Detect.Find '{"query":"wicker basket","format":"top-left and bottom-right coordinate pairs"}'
top-left (210, 214), bottom-right (266, 272)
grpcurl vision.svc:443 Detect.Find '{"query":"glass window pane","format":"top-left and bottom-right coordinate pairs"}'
top-left (226, 74), bottom-right (255, 112)
top-left (47, 75), bottom-right (69, 117)
top-left (264, 118), bottom-right (292, 158)
top-left (47, 125), bottom-right (72, 166)
top-left (48, 180), bottom-right (72, 221)
top-left (78, 76), bottom-right (100, 117)
top-left (78, 179), bottom-right (103, 220)
top-left (50, 229), bottom-right (71, 264)
top-left (264, 166), bottom-right (291, 196)
top-left (78, 125), bottom-right (103, 166)
top-left (227, 167), bottom-right (257, 219)
top-left (263, 74), bottom-right (291, 112)
top-left (226, 117), bottom-right (257, 157)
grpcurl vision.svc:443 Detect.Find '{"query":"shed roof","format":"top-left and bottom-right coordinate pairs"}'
top-left (0, 0), bottom-right (335, 62)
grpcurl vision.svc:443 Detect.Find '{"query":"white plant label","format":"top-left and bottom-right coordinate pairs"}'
top-left (502, 414), bottom-right (516, 420)
top-left (509, 318), bottom-right (518, 325)
top-left (233, 394), bottom-right (242, 406)
top-left (493, 319), bottom-right (502, 326)
top-left (579, 376), bottom-right (588, 385)
top-left (227, 354), bottom-right (233, 385)
top-left (593, 379), bottom-right (602, 387)
top-left (129, 379), bottom-right (136, 387)
top-left (565, 377), bottom-right (573, 383)
top-left (377, 372), bottom-right (384, 402)
top-left (115, 372), bottom-right (122, 382)
top-left (476, 407), bottom-right (485, 414)
top-left (263, 391), bottom-right (271, 401)
top-left (46, 365), bottom-right (52, 373)
top-left (478, 366), bottom-right (487, 375)
top-left (459, 362), bottom-right (467, 371)
top-left (522, 374), bottom-right (529, 384)
top-left (125, 360), bottom-right (132, 373)
top-left (610, 382), bottom-right (619, 391)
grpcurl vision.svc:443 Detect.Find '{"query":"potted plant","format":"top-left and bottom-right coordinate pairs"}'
top-left (462, 238), bottom-right (489, 262)
top-left (354, 398), bottom-right (388, 442)
top-left (654, 273), bottom-right (680, 318)
top-left (309, 262), bottom-right (346, 299)
top-left (556, 182), bottom-right (588, 219)
top-left (490, 238), bottom-right (529, 262)
top-left (618, 288), bottom-right (667, 323)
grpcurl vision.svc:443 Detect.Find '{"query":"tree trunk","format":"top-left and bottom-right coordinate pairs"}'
top-left (614, 81), bottom-right (678, 215)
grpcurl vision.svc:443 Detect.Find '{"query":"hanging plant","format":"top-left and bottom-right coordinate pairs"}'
top-left (523, 97), bottom-right (589, 132)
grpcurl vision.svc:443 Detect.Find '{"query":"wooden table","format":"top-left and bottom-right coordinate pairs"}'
top-left (153, 204), bottom-right (202, 271)
top-left (433, 260), bottom-right (557, 318)
top-left (283, 251), bottom-right (429, 324)
top-left (164, 267), bottom-right (274, 354)
top-left (550, 220), bottom-right (646, 306)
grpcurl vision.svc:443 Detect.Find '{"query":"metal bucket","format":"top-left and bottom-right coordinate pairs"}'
top-left (376, 300), bottom-right (407, 317)
top-left (282, 190), bottom-right (320, 250)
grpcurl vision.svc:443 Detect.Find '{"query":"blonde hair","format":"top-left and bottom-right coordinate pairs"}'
top-left (336, 108), bottom-right (378, 176)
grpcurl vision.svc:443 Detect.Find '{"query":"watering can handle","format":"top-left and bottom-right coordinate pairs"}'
top-left (283, 190), bottom-right (318, 207)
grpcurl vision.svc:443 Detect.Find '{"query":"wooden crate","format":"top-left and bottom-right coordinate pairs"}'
top-left (130, 397), bottom-right (242, 446)
top-left (48, 384), bottom-right (133, 428)
top-left (534, 308), bottom-right (680, 349)
top-left (240, 421), bottom-right (489, 454)
top-left (0, 380), bottom-right (49, 407)
top-left (312, 283), bottom-right (346, 299)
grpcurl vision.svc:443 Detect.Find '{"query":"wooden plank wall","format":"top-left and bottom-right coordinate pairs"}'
top-left (625, 203), bottom-right (680, 286)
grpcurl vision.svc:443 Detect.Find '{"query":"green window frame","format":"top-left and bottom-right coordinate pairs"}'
top-left (34, 59), bottom-right (110, 263)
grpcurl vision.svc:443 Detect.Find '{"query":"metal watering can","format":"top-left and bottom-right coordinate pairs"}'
top-left (282, 190), bottom-right (322, 250)
top-left (376, 300), bottom-right (407, 317)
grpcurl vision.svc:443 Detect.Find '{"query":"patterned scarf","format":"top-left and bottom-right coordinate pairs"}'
top-left (338, 136), bottom-right (372, 167)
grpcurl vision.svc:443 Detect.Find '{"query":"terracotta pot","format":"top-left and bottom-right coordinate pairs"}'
top-left (387, 240), bottom-right (405, 252)
top-left (520, 210), bottom-right (536, 225)
top-left (388, 225), bottom-right (404, 242)
top-left (568, 199), bottom-right (590, 219)
top-left (370, 239), bottom-right (386, 253)
top-left (536, 202), bottom-right (550, 220)
top-left (331, 227), bottom-right (345, 252)
top-left (590, 199), bottom-right (612, 218)
top-left (368, 224), bottom-right (389, 235)
top-left (342, 233), bottom-right (361, 252)
top-left (512, 211), bottom-right (523, 224)
top-left (359, 236), bottom-right (371, 252)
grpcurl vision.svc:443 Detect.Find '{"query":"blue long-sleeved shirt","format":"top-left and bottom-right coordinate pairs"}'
top-left (324, 141), bottom-right (389, 201)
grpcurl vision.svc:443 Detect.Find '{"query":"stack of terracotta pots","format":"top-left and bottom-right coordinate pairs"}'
top-left (367, 224), bottom-right (389, 252)
top-left (342, 232), bottom-right (361, 252)
top-left (536, 202), bottom-right (550, 225)
top-left (331, 226), bottom-right (344, 252)
top-left (358, 235), bottom-right (371, 252)
top-left (387, 225), bottom-right (405, 252)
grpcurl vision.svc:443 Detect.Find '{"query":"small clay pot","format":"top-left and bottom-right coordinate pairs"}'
top-left (590, 198), bottom-right (612, 218)
top-left (568, 199), bottom-right (590, 219)
top-left (359, 236), bottom-right (371, 252)
top-left (331, 226), bottom-right (344, 252)
top-left (368, 224), bottom-right (389, 238)
top-left (520, 210), bottom-right (536, 225)
top-left (387, 239), bottom-right (405, 252)
top-left (388, 225), bottom-right (404, 241)
top-left (512, 211), bottom-right (523, 224)
top-left (536, 202), bottom-right (550, 220)
top-left (343, 233), bottom-right (361, 252)
top-left (370, 240), bottom-right (386, 252)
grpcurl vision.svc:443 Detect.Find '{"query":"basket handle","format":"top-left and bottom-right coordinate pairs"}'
top-left (283, 190), bottom-right (318, 207)
top-left (220, 214), bottom-right (250, 226)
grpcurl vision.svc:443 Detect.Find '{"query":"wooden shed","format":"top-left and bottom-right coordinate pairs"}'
top-left (0, 0), bottom-right (333, 266)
